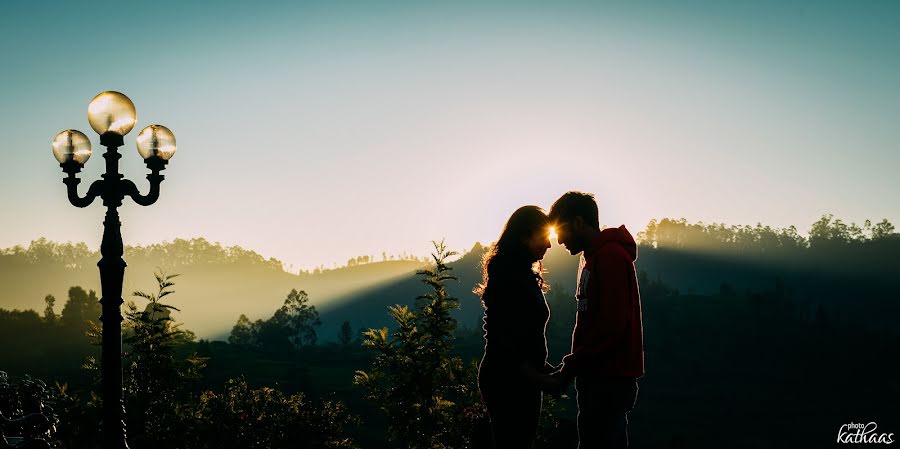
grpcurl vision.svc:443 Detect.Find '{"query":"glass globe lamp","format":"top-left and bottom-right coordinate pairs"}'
top-left (52, 130), bottom-right (92, 164)
top-left (87, 91), bottom-right (137, 136)
top-left (136, 125), bottom-right (176, 160)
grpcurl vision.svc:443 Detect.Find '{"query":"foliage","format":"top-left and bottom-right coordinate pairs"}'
top-left (809, 214), bottom-right (896, 247)
top-left (338, 320), bottom-right (354, 345)
top-left (273, 289), bottom-right (322, 348)
top-left (228, 289), bottom-right (321, 351)
top-left (0, 308), bottom-right (42, 329)
top-left (117, 270), bottom-right (208, 449)
top-left (124, 238), bottom-right (286, 271)
top-left (343, 253), bottom-right (428, 268)
top-left (42, 295), bottom-right (57, 324)
top-left (0, 371), bottom-right (57, 447)
top-left (636, 215), bottom-right (896, 252)
top-left (301, 252), bottom-right (429, 276)
top-left (0, 237), bottom-right (288, 272)
top-left (355, 240), bottom-right (487, 449)
top-left (228, 314), bottom-right (255, 346)
top-left (34, 372), bottom-right (361, 449)
top-left (0, 237), bottom-right (93, 269)
top-left (183, 377), bottom-right (359, 449)
top-left (73, 271), bottom-right (357, 448)
top-left (52, 381), bottom-right (101, 448)
top-left (59, 286), bottom-right (100, 331)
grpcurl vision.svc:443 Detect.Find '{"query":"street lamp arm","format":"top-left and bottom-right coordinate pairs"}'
top-left (124, 173), bottom-right (164, 206)
top-left (127, 156), bottom-right (168, 206)
top-left (62, 171), bottom-right (102, 208)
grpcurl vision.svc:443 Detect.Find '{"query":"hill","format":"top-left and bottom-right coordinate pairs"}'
top-left (0, 238), bottom-right (427, 339)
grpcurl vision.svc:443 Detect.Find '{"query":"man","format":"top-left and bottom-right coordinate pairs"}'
top-left (548, 191), bottom-right (644, 449)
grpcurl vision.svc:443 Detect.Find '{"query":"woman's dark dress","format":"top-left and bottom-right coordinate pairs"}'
top-left (478, 268), bottom-right (550, 449)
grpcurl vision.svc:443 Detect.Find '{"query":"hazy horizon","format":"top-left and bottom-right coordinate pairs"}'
top-left (2, 0), bottom-right (899, 270)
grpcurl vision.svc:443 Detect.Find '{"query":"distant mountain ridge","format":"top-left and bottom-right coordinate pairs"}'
top-left (0, 238), bottom-right (431, 339)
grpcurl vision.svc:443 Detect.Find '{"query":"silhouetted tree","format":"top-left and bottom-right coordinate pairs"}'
top-left (255, 318), bottom-right (294, 352)
top-left (227, 290), bottom-right (321, 351)
top-left (60, 286), bottom-right (100, 330)
top-left (272, 289), bottom-right (321, 348)
top-left (810, 214), bottom-right (848, 246)
top-left (42, 294), bottom-right (57, 324)
top-left (338, 320), bottom-right (353, 346)
top-left (228, 314), bottom-right (255, 346)
top-left (871, 219), bottom-right (896, 240)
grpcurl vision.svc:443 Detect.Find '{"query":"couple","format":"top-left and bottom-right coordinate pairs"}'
top-left (477, 191), bottom-right (645, 449)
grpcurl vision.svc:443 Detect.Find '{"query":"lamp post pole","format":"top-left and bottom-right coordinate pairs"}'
top-left (53, 92), bottom-right (176, 449)
top-left (98, 132), bottom-right (129, 449)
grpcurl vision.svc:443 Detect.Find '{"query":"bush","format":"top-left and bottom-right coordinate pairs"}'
top-left (355, 241), bottom-right (487, 448)
top-left (183, 377), bottom-right (358, 449)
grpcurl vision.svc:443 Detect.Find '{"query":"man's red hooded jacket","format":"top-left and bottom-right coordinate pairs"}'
top-left (560, 225), bottom-right (645, 379)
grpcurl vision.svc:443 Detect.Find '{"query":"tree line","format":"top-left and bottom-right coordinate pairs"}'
top-left (636, 214), bottom-right (895, 251)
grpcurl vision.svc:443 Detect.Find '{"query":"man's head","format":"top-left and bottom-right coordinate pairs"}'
top-left (548, 191), bottom-right (599, 255)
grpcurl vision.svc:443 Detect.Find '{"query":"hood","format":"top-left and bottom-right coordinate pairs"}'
top-left (590, 225), bottom-right (637, 262)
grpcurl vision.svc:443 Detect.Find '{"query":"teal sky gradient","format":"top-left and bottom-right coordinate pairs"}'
top-left (2, 0), bottom-right (899, 269)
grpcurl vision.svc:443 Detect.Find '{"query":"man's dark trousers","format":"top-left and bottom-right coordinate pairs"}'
top-left (575, 376), bottom-right (639, 448)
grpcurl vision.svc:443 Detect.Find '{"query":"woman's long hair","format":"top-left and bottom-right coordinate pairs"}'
top-left (475, 205), bottom-right (550, 299)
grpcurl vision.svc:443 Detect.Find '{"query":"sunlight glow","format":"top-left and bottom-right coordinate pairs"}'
top-left (548, 226), bottom-right (557, 241)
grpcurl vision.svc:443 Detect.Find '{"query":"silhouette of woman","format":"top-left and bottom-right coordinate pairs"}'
top-left (476, 205), bottom-right (556, 449)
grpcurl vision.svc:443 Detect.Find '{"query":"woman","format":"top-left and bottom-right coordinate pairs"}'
top-left (476, 205), bottom-right (556, 449)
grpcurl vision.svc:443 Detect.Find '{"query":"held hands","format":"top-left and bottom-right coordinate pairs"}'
top-left (537, 370), bottom-right (572, 399)
top-left (525, 362), bottom-right (571, 398)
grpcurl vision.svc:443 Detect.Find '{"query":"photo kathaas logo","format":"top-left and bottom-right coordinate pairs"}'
top-left (837, 422), bottom-right (895, 445)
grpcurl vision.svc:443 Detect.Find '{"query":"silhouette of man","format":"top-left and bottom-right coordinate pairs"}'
top-left (548, 191), bottom-right (644, 449)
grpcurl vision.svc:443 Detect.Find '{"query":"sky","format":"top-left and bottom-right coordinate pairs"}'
top-left (1, 0), bottom-right (898, 270)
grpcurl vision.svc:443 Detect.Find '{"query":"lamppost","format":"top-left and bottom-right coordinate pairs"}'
top-left (51, 91), bottom-right (177, 449)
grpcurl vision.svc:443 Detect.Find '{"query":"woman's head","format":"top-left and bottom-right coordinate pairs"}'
top-left (475, 205), bottom-right (552, 295)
